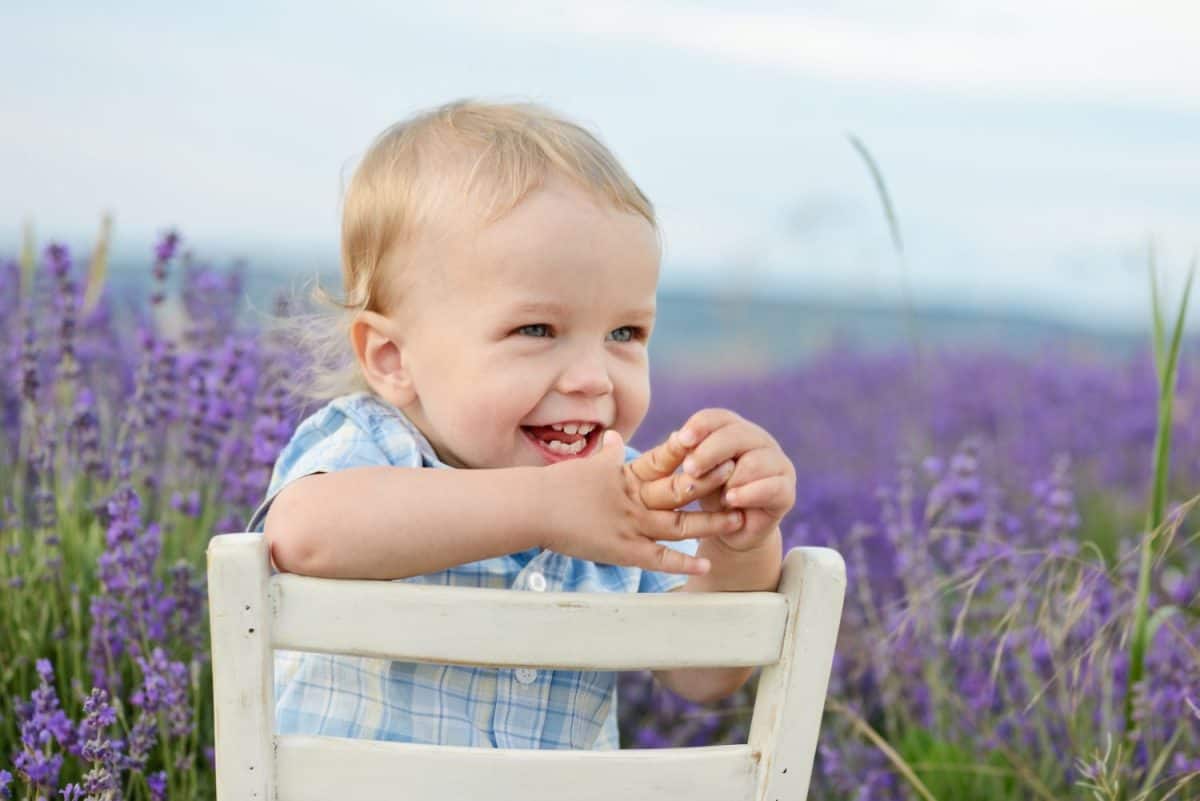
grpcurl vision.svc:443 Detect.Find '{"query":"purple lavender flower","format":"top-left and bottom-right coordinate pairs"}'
top-left (147, 770), bottom-right (167, 801)
top-left (44, 243), bottom-right (81, 386)
top-left (132, 648), bottom-right (193, 738)
top-left (58, 784), bottom-right (85, 801)
top-left (150, 231), bottom-right (180, 306)
top-left (73, 688), bottom-right (122, 799)
top-left (122, 713), bottom-right (157, 772)
top-left (67, 388), bottom-right (108, 482)
top-left (154, 231), bottom-right (180, 264)
top-left (72, 689), bottom-right (117, 757)
top-left (19, 310), bottom-right (40, 405)
top-left (87, 482), bottom-right (172, 690)
top-left (1033, 454), bottom-right (1082, 538)
top-left (13, 660), bottom-right (72, 794)
top-left (166, 560), bottom-right (206, 653)
top-left (27, 413), bottom-right (59, 538)
top-left (169, 490), bottom-right (202, 518)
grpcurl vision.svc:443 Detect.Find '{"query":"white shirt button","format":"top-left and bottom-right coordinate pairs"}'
top-left (528, 571), bottom-right (547, 592)
top-left (515, 668), bottom-right (538, 684)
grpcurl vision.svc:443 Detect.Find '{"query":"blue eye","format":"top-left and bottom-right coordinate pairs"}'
top-left (517, 324), bottom-right (551, 338)
top-left (608, 326), bottom-right (643, 343)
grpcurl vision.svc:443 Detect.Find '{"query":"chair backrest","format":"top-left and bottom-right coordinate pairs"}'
top-left (206, 534), bottom-right (845, 801)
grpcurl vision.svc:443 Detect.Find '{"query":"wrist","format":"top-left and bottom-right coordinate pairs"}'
top-left (528, 462), bottom-right (573, 552)
top-left (696, 526), bottom-right (783, 592)
top-left (714, 514), bottom-right (785, 552)
top-left (713, 524), bottom-right (782, 555)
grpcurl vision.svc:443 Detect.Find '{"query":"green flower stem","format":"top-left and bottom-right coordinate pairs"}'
top-left (1123, 255), bottom-right (1195, 767)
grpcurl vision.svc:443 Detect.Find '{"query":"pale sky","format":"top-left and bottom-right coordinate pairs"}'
top-left (2, 1), bottom-right (1198, 329)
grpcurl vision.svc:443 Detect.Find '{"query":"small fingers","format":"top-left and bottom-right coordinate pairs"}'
top-left (723, 475), bottom-right (796, 511)
top-left (628, 430), bottom-right (691, 482)
top-left (681, 421), bottom-right (770, 478)
top-left (675, 408), bottom-right (744, 449)
top-left (639, 459), bottom-right (735, 509)
top-left (644, 507), bottom-right (744, 541)
top-left (632, 541), bottom-right (711, 576)
top-left (724, 447), bottom-right (793, 491)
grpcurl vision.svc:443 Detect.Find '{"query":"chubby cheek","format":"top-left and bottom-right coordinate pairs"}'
top-left (465, 382), bottom-right (540, 464)
top-left (613, 368), bottom-right (651, 440)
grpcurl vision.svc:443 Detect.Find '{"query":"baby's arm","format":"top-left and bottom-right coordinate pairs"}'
top-left (265, 464), bottom-right (555, 579)
top-left (264, 432), bottom-right (741, 580)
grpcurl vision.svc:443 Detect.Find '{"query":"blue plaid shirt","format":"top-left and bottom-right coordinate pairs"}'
top-left (246, 392), bottom-right (697, 750)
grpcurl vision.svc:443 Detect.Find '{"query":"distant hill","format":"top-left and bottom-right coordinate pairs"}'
top-left (650, 288), bottom-right (1148, 376)
top-left (99, 262), bottom-right (1151, 378)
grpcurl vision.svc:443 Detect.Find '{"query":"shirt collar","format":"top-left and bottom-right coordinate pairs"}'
top-left (360, 393), bottom-right (448, 469)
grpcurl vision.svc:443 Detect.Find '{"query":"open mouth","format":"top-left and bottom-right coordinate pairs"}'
top-left (520, 424), bottom-right (604, 463)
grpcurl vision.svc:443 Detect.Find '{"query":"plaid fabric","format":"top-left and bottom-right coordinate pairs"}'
top-left (246, 392), bottom-right (697, 749)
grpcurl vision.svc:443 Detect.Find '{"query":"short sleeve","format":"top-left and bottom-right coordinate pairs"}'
top-left (245, 397), bottom-right (413, 534)
top-left (622, 444), bottom-right (701, 595)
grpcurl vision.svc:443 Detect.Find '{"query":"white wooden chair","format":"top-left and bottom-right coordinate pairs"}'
top-left (207, 533), bottom-right (845, 801)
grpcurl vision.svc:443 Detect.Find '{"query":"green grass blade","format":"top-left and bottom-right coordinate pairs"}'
top-left (1148, 241), bottom-right (1165, 380)
top-left (1125, 256), bottom-right (1195, 747)
top-left (1153, 259), bottom-right (1195, 530)
top-left (82, 213), bottom-right (113, 317)
top-left (830, 699), bottom-right (943, 801)
top-left (1146, 605), bottom-right (1179, 643)
top-left (845, 131), bottom-right (926, 432)
top-left (1139, 726), bottom-right (1184, 798)
top-left (846, 133), bottom-right (904, 256)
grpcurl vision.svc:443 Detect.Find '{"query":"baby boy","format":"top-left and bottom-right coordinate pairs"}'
top-left (248, 99), bottom-right (795, 749)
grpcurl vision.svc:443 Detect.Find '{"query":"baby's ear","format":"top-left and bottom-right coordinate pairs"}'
top-left (350, 310), bottom-right (416, 406)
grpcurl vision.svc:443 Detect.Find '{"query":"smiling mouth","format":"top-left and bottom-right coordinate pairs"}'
top-left (520, 424), bottom-right (604, 462)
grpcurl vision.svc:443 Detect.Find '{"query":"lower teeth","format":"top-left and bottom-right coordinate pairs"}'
top-left (543, 437), bottom-right (585, 454)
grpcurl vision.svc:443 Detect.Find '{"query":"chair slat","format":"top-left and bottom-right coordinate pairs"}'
top-left (207, 534), bottom-right (275, 801)
top-left (749, 548), bottom-right (846, 800)
top-left (275, 736), bottom-right (757, 801)
top-left (270, 574), bottom-right (787, 669)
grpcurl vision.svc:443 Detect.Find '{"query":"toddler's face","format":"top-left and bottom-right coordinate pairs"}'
top-left (380, 173), bottom-right (659, 469)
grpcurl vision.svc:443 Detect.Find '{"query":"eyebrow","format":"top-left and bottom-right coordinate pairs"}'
top-left (507, 300), bottom-right (656, 321)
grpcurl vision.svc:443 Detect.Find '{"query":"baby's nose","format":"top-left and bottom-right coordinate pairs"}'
top-left (556, 349), bottom-right (614, 396)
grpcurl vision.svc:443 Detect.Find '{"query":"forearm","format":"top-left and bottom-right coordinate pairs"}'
top-left (653, 527), bottom-right (783, 703)
top-left (264, 465), bottom-right (552, 580)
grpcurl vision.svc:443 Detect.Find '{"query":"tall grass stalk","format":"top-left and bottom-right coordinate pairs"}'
top-left (846, 132), bottom-right (929, 458)
top-left (845, 133), bottom-right (921, 365)
top-left (1123, 248), bottom-right (1195, 756)
top-left (83, 212), bottom-right (113, 317)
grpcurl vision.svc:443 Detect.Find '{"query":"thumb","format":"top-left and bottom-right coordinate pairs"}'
top-left (599, 429), bottom-right (625, 462)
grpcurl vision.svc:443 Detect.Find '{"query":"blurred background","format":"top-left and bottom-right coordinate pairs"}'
top-left (4, 5), bottom-right (1200, 796)
top-left (2, 1), bottom-right (1198, 376)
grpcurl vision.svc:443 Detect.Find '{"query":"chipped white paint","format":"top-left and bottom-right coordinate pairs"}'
top-left (276, 737), bottom-right (757, 801)
top-left (749, 548), bottom-right (847, 801)
top-left (271, 573), bottom-right (787, 669)
top-left (207, 533), bottom-right (275, 801)
top-left (207, 536), bottom-right (846, 801)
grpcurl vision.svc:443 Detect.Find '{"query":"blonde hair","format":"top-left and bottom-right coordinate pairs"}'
top-left (270, 98), bottom-right (658, 407)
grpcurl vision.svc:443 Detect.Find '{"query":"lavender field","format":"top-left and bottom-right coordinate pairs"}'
top-left (1, 235), bottom-right (1198, 800)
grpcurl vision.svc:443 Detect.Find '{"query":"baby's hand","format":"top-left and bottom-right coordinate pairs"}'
top-left (671, 409), bottom-right (796, 552)
top-left (541, 430), bottom-right (744, 575)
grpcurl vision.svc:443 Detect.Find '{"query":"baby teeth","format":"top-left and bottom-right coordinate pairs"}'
top-left (549, 422), bottom-right (595, 435)
top-left (544, 438), bottom-right (586, 455)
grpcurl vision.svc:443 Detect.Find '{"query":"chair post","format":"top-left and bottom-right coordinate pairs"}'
top-left (207, 533), bottom-right (276, 801)
top-left (747, 547), bottom-right (846, 801)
